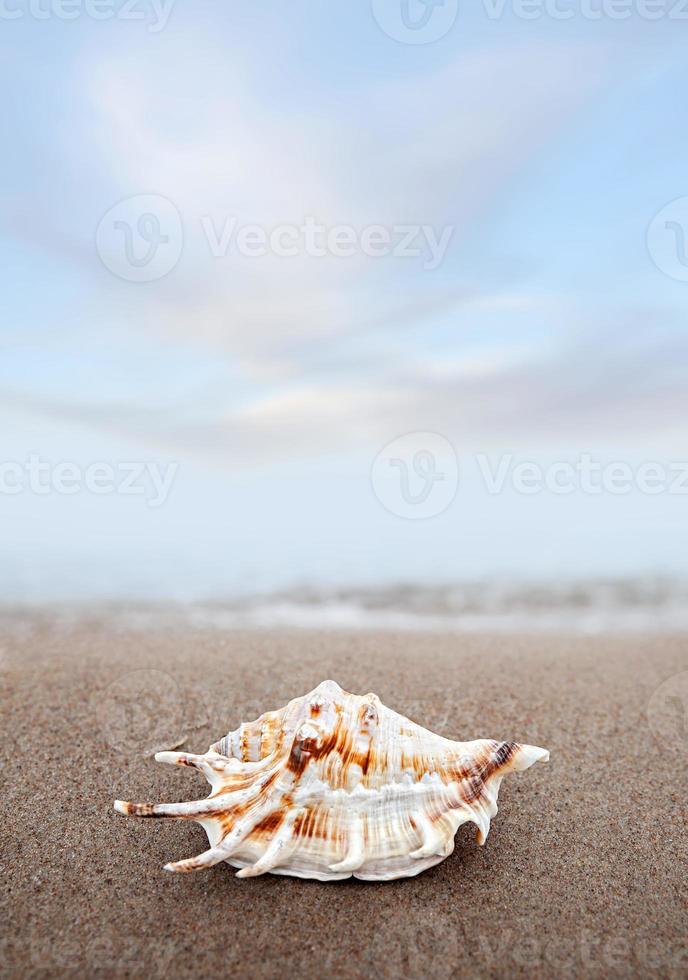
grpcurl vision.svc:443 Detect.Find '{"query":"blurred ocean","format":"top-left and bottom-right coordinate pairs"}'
top-left (4, 578), bottom-right (687, 634)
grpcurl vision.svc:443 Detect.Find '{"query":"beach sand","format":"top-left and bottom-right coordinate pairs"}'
top-left (2, 619), bottom-right (687, 978)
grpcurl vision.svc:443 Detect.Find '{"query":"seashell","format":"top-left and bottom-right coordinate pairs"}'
top-left (114, 679), bottom-right (549, 882)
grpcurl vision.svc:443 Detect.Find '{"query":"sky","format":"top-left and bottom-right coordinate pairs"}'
top-left (1, 1), bottom-right (687, 601)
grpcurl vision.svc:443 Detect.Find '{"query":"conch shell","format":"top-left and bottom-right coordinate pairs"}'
top-left (114, 680), bottom-right (549, 881)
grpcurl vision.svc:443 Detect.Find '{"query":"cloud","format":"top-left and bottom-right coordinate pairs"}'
top-left (4, 304), bottom-right (685, 465)
top-left (8, 21), bottom-right (676, 471)
top-left (77, 35), bottom-right (613, 379)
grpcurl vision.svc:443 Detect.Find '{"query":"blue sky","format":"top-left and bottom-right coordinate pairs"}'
top-left (1, 2), bottom-right (686, 600)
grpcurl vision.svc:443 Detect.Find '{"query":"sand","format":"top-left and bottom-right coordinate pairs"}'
top-left (2, 618), bottom-right (687, 978)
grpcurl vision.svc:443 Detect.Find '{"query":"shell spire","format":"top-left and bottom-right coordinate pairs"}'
top-left (114, 680), bottom-right (549, 882)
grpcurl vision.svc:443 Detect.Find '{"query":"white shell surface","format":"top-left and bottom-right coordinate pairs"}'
top-left (115, 680), bottom-right (549, 882)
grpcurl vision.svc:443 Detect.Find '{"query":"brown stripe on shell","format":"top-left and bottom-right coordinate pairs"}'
top-left (492, 740), bottom-right (516, 769)
top-left (458, 774), bottom-right (486, 805)
top-left (251, 809), bottom-right (286, 837)
top-left (293, 807), bottom-right (317, 840)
